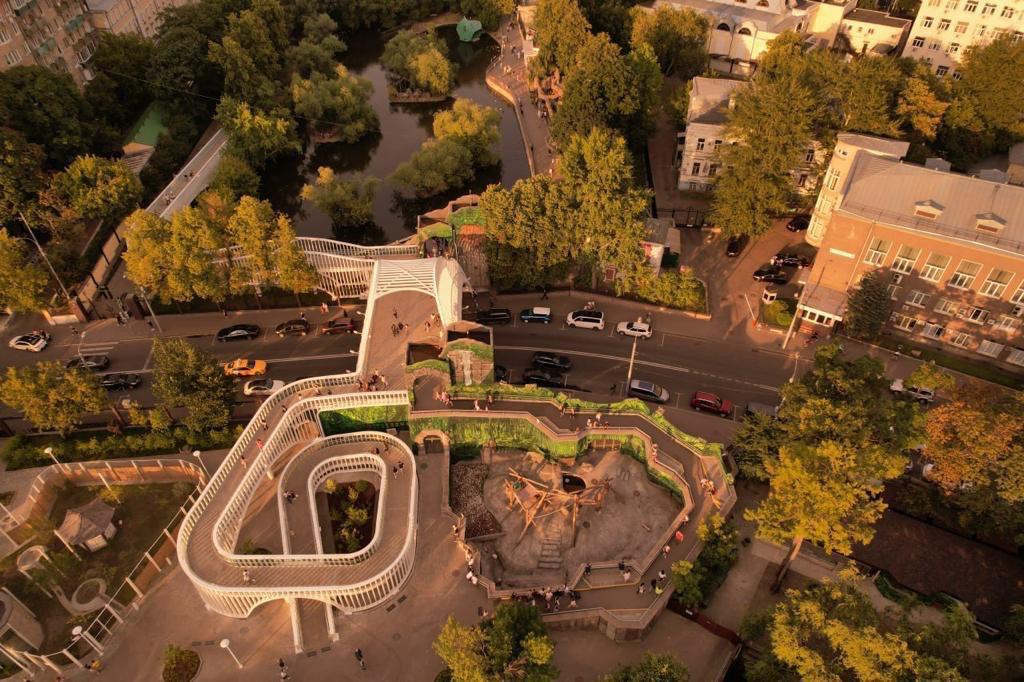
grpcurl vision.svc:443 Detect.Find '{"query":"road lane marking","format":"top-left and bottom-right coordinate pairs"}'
top-left (495, 345), bottom-right (780, 392)
top-left (120, 351), bottom-right (359, 374)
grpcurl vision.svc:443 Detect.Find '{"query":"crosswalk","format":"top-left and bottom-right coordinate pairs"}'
top-left (66, 340), bottom-right (119, 358)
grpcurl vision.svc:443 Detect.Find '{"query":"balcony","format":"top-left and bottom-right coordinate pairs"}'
top-left (12, 0), bottom-right (36, 15)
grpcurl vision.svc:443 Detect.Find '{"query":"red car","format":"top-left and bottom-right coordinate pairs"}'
top-left (690, 391), bottom-right (734, 418)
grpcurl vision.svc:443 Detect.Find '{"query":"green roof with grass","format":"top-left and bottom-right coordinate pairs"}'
top-left (124, 102), bottom-right (168, 147)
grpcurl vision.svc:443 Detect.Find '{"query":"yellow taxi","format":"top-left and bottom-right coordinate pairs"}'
top-left (223, 358), bottom-right (268, 377)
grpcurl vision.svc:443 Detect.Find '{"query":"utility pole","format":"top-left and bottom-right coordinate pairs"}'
top-left (625, 334), bottom-right (639, 390)
top-left (137, 286), bottom-right (163, 334)
top-left (17, 210), bottom-right (73, 303)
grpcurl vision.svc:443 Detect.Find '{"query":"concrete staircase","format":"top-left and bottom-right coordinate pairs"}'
top-left (537, 528), bottom-right (563, 571)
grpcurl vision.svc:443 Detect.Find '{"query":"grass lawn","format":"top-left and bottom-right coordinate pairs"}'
top-left (876, 335), bottom-right (1024, 390)
top-left (760, 298), bottom-right (796, 329)
top-left (3, 482), bottom-right (196, 653)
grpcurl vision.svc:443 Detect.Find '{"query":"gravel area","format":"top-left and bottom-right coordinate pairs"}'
top-left (451, 462), bottom-right (501, 539)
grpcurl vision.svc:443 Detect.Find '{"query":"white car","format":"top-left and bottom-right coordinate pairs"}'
top-left (243, 378), bottom-right (286, 396)
top-left (890, 378), bottom-right (935, 404)
top-left (566, 310), bottom-right (605, 330)
top-left (616, 321), bottom-right (652, 338)
top-left (8, 332), bottom-right (50, 352)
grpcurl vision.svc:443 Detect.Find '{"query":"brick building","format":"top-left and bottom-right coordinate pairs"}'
top-left (799, 133), bottom-right (1024, 370)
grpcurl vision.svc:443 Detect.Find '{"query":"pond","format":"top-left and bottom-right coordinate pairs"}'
top-left (262, 25), bottom-right (530, 245)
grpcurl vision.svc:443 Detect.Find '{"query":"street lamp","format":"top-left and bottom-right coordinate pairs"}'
top-left (43, 447), bottom-right (68, 474)
top-left (77, 330), bottom-right (87, 364)
top-left (192, 450), bottom-right (209, 477)
top-left (220, 639), bottom-right (243, 669)
top-left (136, 286), bottom-right (163, 334)
top-left (624, 333), bottom-right (640, 394)
top-left (15, 211), bottom-right (73, 303)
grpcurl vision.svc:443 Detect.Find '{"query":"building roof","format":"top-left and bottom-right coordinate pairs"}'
top-left (838, 153), bottom-right (1024, 256)
top-left (644, 217), bottom-right (673, 245)
top-left (84, 0), bottom-right (118, 13)
top-left (801, 284), bottom-right (848, 318)
top-left (124, 102), bottom-right (168, 148)
top-left (57, 498), bottom-right (115, 545)
top-left (651, 0), bottom-right (805, 33)
top-left (836, 132), bottom-right (910, 159)
top-left (688, 77), bottom-right (745, 126)
top-left (841, 8), bottom-right (910, 28)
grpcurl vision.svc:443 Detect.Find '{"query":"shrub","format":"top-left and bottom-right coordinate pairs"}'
top-left (161, 644), bottom-right (200, 682)
top-left (319, 405), bottom-right (410, 436)
top-left (632, 269), bottom-right (706, 311)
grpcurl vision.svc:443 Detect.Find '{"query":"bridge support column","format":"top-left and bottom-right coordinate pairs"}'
top-left (287, 598), bottom-right (304, 654)
top-left (326, 603), bottom-right (339, 641)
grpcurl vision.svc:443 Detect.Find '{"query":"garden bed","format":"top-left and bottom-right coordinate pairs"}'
top-left (320, 405), bottom-right (410, 436)
top-left (324, 479), bottom-right (377, 553)
top-left (162, 645), bottom-right (200, 682)
top-left (450, 461), bottom-right (501, 539)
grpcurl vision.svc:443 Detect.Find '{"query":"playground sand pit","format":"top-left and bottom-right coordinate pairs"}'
top-left (451, 462), bottom-right (501, 538)
top-left (476, 449), bottom-right (682, 588)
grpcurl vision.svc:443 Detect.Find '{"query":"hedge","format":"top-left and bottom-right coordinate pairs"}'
top-left (444, 340), bottom-right (494, 362)
top-left (320, 405), bottom-right (411, 435)
top-left (405, 359), bottom-right (451, 376)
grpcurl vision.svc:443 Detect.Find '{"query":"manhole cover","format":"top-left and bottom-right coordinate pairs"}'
top-left (633, 490), bottom-right (641, 497)
top-left (239, 627), bottom-right (249, 635)
top-left (582, 521), bottom-right (590, 528)
top-left (392, 633), bottom-right (401, 641)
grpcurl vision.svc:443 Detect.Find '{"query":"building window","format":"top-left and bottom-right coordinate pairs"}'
top-left (946, 0), bottom-right (958, 7)
top-left (1011, 284), bottom-right (1024, 303)
top-left (996, 315), bottom-right (1018, 331)
top-left (913, 36), bottom-right (925, 47)
top-left (892, 245), bottom-right (921, 274)
top-left (825, 168), bottom-right (840, 190)
top-left (804, 149), bottom-right (815, 163)
top-left (713, 140), bottom-right (722, 151)
top-left (927, 0), bottom-right (939, 5)
top-left (908, 290), bottom-right (929, 308)
top-left (980, 268), bottom-right (1013, 298)
top-left (796, 173), bottom-right (807, 187)
top-left (935, 298), bottom-right (959, 316)
top-left (716, 22), bottom-right (731, 31)
top-left (3, 47), bottom-right (19, 66)
top-left (864, 238), bottom-right (891, 266)
top-left (1007, 348), bottom-right (1024, 366)
top-left (890, 313), bottom-right (918, 331)
top-left (982, 3), bottom-right (996, 14)
top-left (938, 18), bottom-right (951, 30)
top-left (922, 323), bottom-right (946, 339)
top-left (922, 16), bottom-right (934, 27)
top-left (965, 306), bottom-right (989, 324)
top-left (965, 0), bottom-right (978, 10)
top-left (803, 311), bottom-right (836, 326)
top-left (887, 284), bottom-right (901, 300)
top-left (696, 138), bottom-right (705, 151)
top-left (948, 43), bottom-right (960, 53)
top-left (0, 24), bottom-right (9, 44)
top-left (949, 260), bottom-right (981, 289)
top-left (937, 65), bottom-right (950, 76)
top-left (708, 164), bottom-right (719, 177)
top-left (922, 253), bottom-right (951, 281)
top-left (977, 339), bottom-right (1004, 357)
top-left (1002, 5), bottom-right (1014, 17)
top-left (955, 21), bottom-right (968, 33)
top-left (950, 331), bottom-right (973, 347)
top-left (738, 27), bottom-right (752, 36)
top-left (691, 162), bottom-right (701, 176)
top-left (929, 42), bottom-right (941, 51)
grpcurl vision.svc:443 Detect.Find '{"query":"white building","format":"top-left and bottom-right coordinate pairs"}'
top-left (838, 8), bottom-right (912, 54)
top-left (677, 76), bottom-right (824, 192)
top-left (901, 0), bottom-right (1024, 77)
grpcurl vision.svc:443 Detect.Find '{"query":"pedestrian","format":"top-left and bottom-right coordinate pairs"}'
top-left (398, 461), bottom-right (405, 474)
top-left (650, 579), bottom-right (657, 592)
top-left (637, 581), bottom-right (646, 594)
top-left (662, 544), bottom-right (671, 559)
top-left (320, 302), bottom-right (329, 314)
top-left (674, 529), bottom-right (685, 544)
top-left (622, 569), bottom-right (631, 582)
top-left (240, 453), bottom-right (247, 469)
top-left (658, 569), bottom-right (667, 583)
top-left (474, 400), bottom-right (481, 411)
top-left (256, 438), bottom-right (264, 450)
top-left (354, 648), bottom-right (366, 671)
top-left (261, 415), bottom-right (268, 431)
top-left (569, 596), bottom-right (577, 609)
top-left (654, 582), bottom-right (665, 595)
top-left (617, 561), bottom-right (625, 572)
top-left (540, 285), bottom-right (548, 300)
top-left (466, 569), bottom-right (475, 582)
top-left (88, 659), bottom-right (103, 674)
top-left (584, 563), bottom-right (592, 577)
top-left (278, 658), bottom-right (287, 672)
top-left (486, 393), bottom-right (494, 407)
top-left (280, 671), bottom-right (290, 680)
top-left (392, 308), bottom-right (398, 319)
top-left (243, 569), bottom-right (252, 585)
top-left (559, 403), bottom-right (565, 416)
top-left (392, 465), bottom-right (399, 478)
top-left (609, 383), bottom-right (617, 394)
top-left (299, 311), bottom-right (306, 321)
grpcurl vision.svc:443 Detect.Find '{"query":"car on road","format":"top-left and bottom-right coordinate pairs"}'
top-left (475, 308), bottom-right (513, 325)
top-left (890, 378), bottom-right (935, 404)
top-left (690, 391), bottom-right (734, 417)
top-left (752, 267), bottom-right (789, 284)
top-left (786, 214), bottom-right (810, 232)
top-left (100, 373), bottom-right (142, 390)
top-left (519, 307), bottom-right (552, 324)
top-left (616, 320), bottom-right (653, 338)
top-left (771, 252), bottom-right (812, 269)
top-left (243, 378), bottom-right (286, 396)
top-left (531, 351), bottom-right (572, 372)
top-left (493, 365), bottom-right (509, 383)
top-left (224, 358), bottom-right (267, 377)
top-left (216, 324), bottom-right (260, 342)
top-left (275, 319), bottom-right (310, 337)
top-left (566, 310), bottom-right (605, 330)
top-left (726, 234), bottom-right (749, 257)
top-left (628, 379), bottom-right (670, 404)
top-left (320, 318), bottom-right (357, 335)
top-left (66, 355), bottom-right (111, 371)
top-left (8, 332), bottom-right (50, 352)
top-left (745, 401), bottom-right (779, 418)
top-left (523, 368), bottom-right (566, 388)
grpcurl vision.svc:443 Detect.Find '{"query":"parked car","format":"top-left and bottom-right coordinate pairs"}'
top-left (753, 267), bottom-right (789, 284)
top-left (320, 318), bottom-right (357, 335)
top-left (616, 320), bottom-right (653, 338)
top-left (275, 319), bottom-right (310, 337)
top-left (690, 391), bottom-right (734, 417)
top-left (771, 252), bottom-right (812, 268)
top-left (523, 368), bottom-right (566, 388)
top-left (628, 379), bottom-right (670, 403)
top-left (519, 307), bottom-right (552, 324)
top-left (890, 378), bottom-right (935, 404)
top-left (532, 351), bottom-right (572, 372)
top-left (216, 324), bottom-right (260, 342)
top-left (786, 214), bottom-right (810, 232)
top-left (66, 355), bottom-right (110, 371)
top-left (726, 234), bottom-right (749, 257)
top-left (224, 358), bottom-right (267, 377)
top-left (475, 308), bottom-right (513, 325)
top-left (566, 310), bottom-right (605, 330)
top-left (8, 332), bottom-right (50, 352)
top-left (243, 378), bottom-right (286, 396)
top-left (100, 373), bottom-right (142, 390)
top-left (493, 365), bottom-right (509, 383)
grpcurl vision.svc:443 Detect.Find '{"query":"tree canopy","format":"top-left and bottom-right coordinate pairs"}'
top-left (531, 0), bottom-right (591, 77)
top-left (381, 29), bottom-right (455, 96)
top-left (0, 229), bottom-right (50, 313)
top-left (629, 5), bottom-right (708, 78)
top-left (49, 155), bottom-right (143, 224)
top-left (0, 127), bottom-right (47, 223)
top-left (216, 98), bottom-right (301, 168)
top-left (433, 99), bottom-right (502, 167)
top-left (460, 0), bottom-right (514, 31)
top-left (291, 66), bottom-right (379, 142)
top-left (0, 67), bottom-right (92, 169)
top-left (605, 652), bottom-right (689, 682)
top-left (151, 338), bottom-right (235, 433)
top-left (843, 269), bottom-right (891, 341)
top-left (301, 168), bottom-right (377, 230)
top-left (0, 362), bottom-right (106, 437)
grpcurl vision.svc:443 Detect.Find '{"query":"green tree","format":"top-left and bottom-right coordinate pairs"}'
top-left (434, 615), bottom-right (488, 682)
top-left (0, 228), bottom-right (50, 313)
top-left (208, 0), bottom-right (287, 107)
top-left (226, 196), bottom-right (278, 293)
top-left (274, 215), bottom-right (318, 293)
top-left (955, 35), bottom-right (1024, 143)
top-left (300, 168), bottom-right (377, 229)
top-left (897, 75), bottom-right (949, 143)
top-left (392, 138), bottom-right (474, 196)
top-left (217, 98), bottom-right (301, 168)
top-left (381, 29), bottom-right (455, 96)
top-left (286, 13), bottom-right (347, 78)
top-left (84, 33), bottom-right (156, 131)
top-left (210, 153), bottom-right (261, 199)
top-left (669, 560), bottom-right (703, 609)
top-left (0, 127), bottom-right (47, 223)
top-left (843, 269), bottom-right (890, 341)
top-left (291, 66), bottom-right (379, 142)
top-left (0, 362), bottom-right (106, 436)
top-left (629, 5), bottom-right (708, 78)
top-left (0, 66), bottom-right (90, 168)
top-left (122, 209), bottom-right (174, 298)
top-left (49, 155), bottom-right (143, 224)
top-left (605, 652), bottom-right (689, 682)
top-left (460, 0), bottom-right (514, 30)
top-left (578, 0), bottom-right (635, 48)
top-left (905, 361), bottom-right (956, 394)
top-left (151, 338), bottom-right (235, 433)
top-left (531, 0), bottom-right (591, 76)
top-left (731, 412), bottom-right (784, 481)
top-left (433, 99), bottom-right (501, 167)
top-left (1005, 604), bottom-right (1024, 644)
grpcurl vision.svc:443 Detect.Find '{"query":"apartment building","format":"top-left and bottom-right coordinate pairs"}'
top-left (901, 0), bottom-right (1024, 77)
top-left (676, 76), bottom-right (824, 192)
top-left (799, 133), bottom-right (1024, 370)
top-left (838, 8), bottom-right (911, 54)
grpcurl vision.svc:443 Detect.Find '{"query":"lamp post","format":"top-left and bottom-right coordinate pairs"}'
top-left (624, 333), bottom-right (639, 394)
top-left (192, 450), bottom-right (209, 477)
top-left (43, 447), bottom-right (68, 474)
top-left (220, 639), bottom-right (243, 668)
top-left (16, 211), bottom-right (73, 303)
top-left (77, 330), bottom-right (87, 364)
top-left (136, 286), bottom-right (163, 334)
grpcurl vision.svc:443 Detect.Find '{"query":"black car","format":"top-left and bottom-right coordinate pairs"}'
top-left (753, 267), bottom-right (789, 285)
top-left (523, 368), bottom-right (566, 388)
top-left (726, 234), bottom-right (749, 257)
top-left (531, 351), bottom-right (572, 372)
top-left (216, 324), bottom-right (260, 342)
top-left (475, 308), bottom-right (513, 325)
top-left (100, 373), bottom-right (142, 390)
top-left (493, 365), bottom-right (509, 383)
top-left (786, 214), bottom-right (810, 232)
top-left (771, 252), bottom-right (812, 268)
top-left (275, 319), bottom-right (311, 337)
top-left (320, 318), bottom-right (357, 335)
top-left (519, 307), bottom-right (553, 324)
top-left (66, 355), bottom-right (110, 371)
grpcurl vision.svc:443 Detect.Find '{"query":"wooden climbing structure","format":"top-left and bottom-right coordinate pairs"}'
top-left (503, 468), bottom-right (611, 548)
